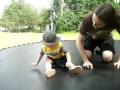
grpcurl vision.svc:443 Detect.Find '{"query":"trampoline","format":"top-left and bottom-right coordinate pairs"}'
top-left (0, 40), bottom-right (120, 90)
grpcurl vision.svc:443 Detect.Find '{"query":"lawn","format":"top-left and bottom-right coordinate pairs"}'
top-left (0, 30), bottom-right (119, 50)
top-left (0, 32), bottom-right (78, 49)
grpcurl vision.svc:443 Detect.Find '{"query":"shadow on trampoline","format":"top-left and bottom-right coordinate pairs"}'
top-left (0, 40), bottom-right (120, 90)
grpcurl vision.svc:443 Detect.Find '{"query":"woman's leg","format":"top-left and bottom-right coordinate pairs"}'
top-left (101, 37), bottom-right (115, 62)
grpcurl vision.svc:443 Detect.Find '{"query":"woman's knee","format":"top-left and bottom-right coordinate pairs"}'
top-left (102, 50), bottom-right (113, 62)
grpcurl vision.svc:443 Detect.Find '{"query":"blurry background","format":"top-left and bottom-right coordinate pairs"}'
top-left (0, 0), bottom-right (120, 50)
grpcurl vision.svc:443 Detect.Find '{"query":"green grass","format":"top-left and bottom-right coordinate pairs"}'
top-left (0, 32), bottom-right (78, 49)
top-left (0, 31), bottom-right (119, 50)
top-left (112, 30), bottom-right (120, 40)
top-left (0, 32), bottom-right (41, 49)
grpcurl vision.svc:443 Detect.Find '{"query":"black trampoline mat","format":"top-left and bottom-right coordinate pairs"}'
top-left (0, 40), bottom-right (120, 90)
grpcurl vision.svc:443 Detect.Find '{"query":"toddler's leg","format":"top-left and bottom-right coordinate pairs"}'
top-left (45, 59), bottom-right (56, 77)
top-left (45, 69), bottom-right (56, 77)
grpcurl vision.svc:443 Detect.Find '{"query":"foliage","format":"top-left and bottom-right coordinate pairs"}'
top-left (0, 0), bottom-right (120, 32)
top-left (55, 9), bottom-right (85, 33)
top-left (53, 0), bottom-right (61, 14)
top-left (53, 0), bottom-right (120, 33)
top-left (1, 0), bottom-right (39, 32)
top-left (0, 0), bottom-right (50, 32)
top-left (37, 8), bottom-right (51, 32)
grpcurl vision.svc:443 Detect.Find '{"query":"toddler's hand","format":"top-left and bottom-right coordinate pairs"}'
top-left (30, 62), bottom-right (38, 67)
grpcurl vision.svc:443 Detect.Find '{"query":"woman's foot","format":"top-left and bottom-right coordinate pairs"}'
top-left (45, 69), bottom-right (56, 77)
top-left (69, 66), bottom-right (82, 73)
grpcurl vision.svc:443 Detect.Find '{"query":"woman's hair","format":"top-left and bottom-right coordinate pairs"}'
top-left (94, 3), bottom-right (116, 25)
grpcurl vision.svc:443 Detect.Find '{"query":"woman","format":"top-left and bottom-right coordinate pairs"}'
top-left (76, 3), bottom-right (120, 69)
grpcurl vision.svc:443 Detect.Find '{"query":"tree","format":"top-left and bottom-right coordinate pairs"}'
top-left (53, 0), bottom-right (120, 33)
top-left (55, 9), bottom-right (79, 32)
top-left (1, 0), bottom-right (39, 32)
top-left (37, 8), bottom-right (51, 32)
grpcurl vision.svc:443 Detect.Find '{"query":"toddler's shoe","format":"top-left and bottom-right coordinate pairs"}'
top-left (45, 69), bottom-right (56, 77)
top-left (69, 66), bottom-right (82, 73)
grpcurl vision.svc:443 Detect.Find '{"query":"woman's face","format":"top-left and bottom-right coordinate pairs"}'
top-left (92, 13), bottom-right (106, 29)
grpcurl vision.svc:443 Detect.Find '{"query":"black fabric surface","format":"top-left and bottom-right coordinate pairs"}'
top-left (0, 40), bottom-right (120, 90)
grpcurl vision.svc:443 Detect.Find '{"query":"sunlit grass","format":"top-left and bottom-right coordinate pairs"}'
top-left (0, 30), bottom-right (119, 49)
top-left (112, 30), bottom-right (120, 40)
top-left (0, 32), bottom-right (42, 49)
top-left (0, 32), bottom-right (78, 49)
